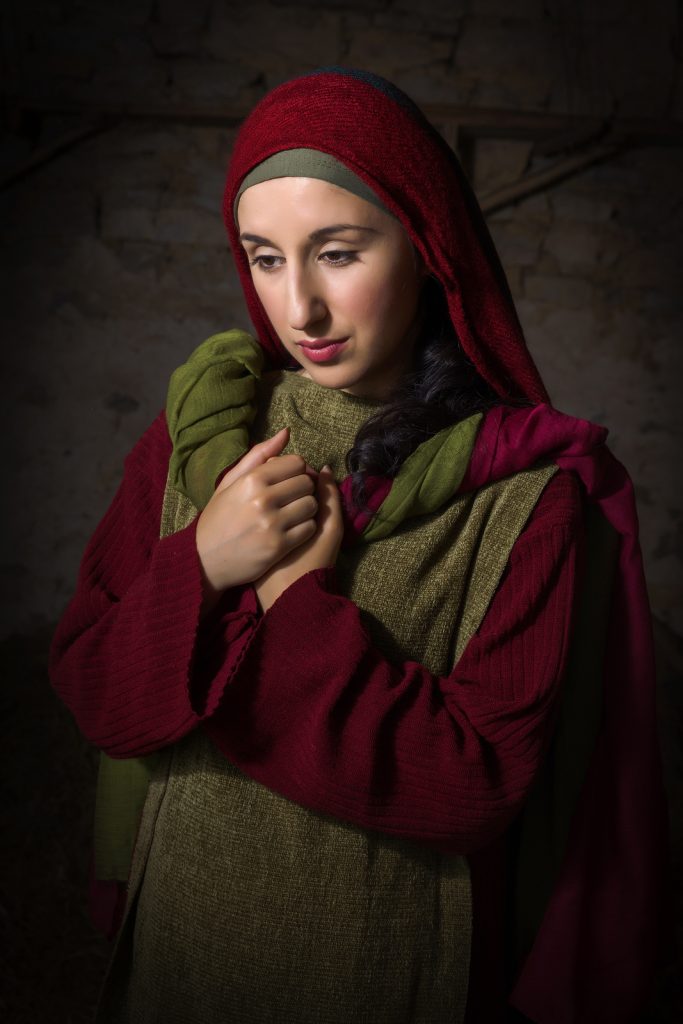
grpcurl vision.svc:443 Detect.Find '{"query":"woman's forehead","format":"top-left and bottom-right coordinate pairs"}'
top-left (237, 176), bottom-right (393, 235)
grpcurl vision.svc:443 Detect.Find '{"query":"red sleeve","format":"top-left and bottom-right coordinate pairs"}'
top-left (48, 411), bottom-right (261, 758)
top-left (203, 469), bottom-right (584, 856)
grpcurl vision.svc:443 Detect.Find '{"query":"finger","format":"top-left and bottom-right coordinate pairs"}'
top-left (217, 427), bottom-right (289, 491)
top-left (267, 456), bottom-right (319, 480)
top-left (265, 472), bottom-right (317, 508)
top-left (276, 493), bottom-right (319, 530)
top-left (319, 465), bottom-right (341, 501)
top-left (316, 466), bottom-right (343, 524)
top-left (281, 516), bottom-right (318, 551)
top-left (257, 452), bottom-right (315, 486)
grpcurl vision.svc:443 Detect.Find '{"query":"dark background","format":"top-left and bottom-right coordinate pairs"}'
top-left (1, 1), bottom-right (682, 1019)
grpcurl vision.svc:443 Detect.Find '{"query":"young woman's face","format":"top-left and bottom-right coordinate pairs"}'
top-left (237, 176), bottom-right (428, 400)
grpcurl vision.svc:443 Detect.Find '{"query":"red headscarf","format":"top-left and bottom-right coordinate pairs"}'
top-left (220, 67), bottom-right (672, 1022)
top-left (222, 66), bottom-right (549, 405)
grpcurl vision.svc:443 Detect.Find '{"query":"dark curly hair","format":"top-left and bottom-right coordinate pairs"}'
top-left (344, 274), bottom-right (514, 513)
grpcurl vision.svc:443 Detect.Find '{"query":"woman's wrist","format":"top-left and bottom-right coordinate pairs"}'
top-left (197, 562), bottom-right (226, 619)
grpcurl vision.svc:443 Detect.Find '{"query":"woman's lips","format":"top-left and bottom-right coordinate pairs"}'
top-left (297, 338), bottom-right (349, 363)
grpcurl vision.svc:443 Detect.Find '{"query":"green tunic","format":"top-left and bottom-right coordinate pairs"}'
top-left (96, 369), bottom-right (557, 1024)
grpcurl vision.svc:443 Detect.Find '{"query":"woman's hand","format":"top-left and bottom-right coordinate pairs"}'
top-left (195, 427), bottom-right (321, 608)
top-left (253, 465), bottom-right (344, 613)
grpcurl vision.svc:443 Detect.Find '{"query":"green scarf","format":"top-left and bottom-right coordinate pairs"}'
top-left (166, 329), bottom-right (265, 508)
top-left (166, 329), bottom-right (482, 537)
top-left (94, 329), bottom-right (484, 881)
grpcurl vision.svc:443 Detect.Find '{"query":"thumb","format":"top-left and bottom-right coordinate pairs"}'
top-left (316, 467), bottom-right (344, 564)
top-left (216, 426), bottom-right (289, 491)
top-left (318, 465), bottom-right (342, 516)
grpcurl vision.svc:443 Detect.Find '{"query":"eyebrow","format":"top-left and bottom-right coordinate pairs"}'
top-left (239, 223), bottom-right (381, 246)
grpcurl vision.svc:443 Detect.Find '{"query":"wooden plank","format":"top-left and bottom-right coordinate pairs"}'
top-left (7, 93), bottom-right (683, 145)
top-left (478, 143), bottom-right (623, 215)
top-left (0, 116), bottom-right (117, 190)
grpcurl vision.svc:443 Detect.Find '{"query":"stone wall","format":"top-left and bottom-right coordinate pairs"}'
top-left (2, 1), bottom-right (681, 1018)
top-left (3, 0), bottom-right (681, 639)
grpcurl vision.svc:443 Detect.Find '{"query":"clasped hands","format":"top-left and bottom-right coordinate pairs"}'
top-left (195, 427), bottom-right (344, 614)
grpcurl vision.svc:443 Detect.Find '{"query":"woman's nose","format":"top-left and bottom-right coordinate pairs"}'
top-left (286, 265), bottom-right (327, 330)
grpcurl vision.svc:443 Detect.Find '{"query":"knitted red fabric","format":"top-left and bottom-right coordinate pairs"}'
top-left (49, 66), bottom-right (670, 1023)
top-left (221, 67), bottom-right (549, 405)
top-left (49, 410), bottom-right (582, 1019)
top-left (462, 403), bottom-right (674, 1023)
top-left (49, 411), bottom-right (580, 796)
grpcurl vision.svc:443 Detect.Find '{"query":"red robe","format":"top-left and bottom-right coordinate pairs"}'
top-left (50, 407), bottom-right (588, 1022)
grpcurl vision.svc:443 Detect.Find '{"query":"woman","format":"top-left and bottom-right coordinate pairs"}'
top-left (49, 67), bottom-right (671, 1023)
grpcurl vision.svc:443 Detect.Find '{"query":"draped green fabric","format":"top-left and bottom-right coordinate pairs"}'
top-left (366, 416), bottom-right (482, 542)
top-left (164, 327), bottom-right (484, 540)
top-left (93, 330), bottom-right (486, 882)
top-left (166, 329), bottom-right (264, 510)
top-left (94, 752), bottom-right (161, 881)
top-left (94, 327), bottom-right (265, 884)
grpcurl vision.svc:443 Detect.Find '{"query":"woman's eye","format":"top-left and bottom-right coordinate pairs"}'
top-left (320, 250), bottom-right (357, 266)
top-left (249, 244), bottom-right (358, 266)
top-left (249, 255), bottom-right (283, 272)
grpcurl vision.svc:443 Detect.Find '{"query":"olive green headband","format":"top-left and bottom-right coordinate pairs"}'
top-left (233, 148), bottom-right (398, 225)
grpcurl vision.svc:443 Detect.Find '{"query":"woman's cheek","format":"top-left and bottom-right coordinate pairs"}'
top-left (351, 281), bottom-right (395, 322)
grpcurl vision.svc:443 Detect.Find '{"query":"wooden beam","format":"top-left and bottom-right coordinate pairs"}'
top-left (0, 114), bottom-right (118, 191)
top-left (0, 93), bottom-right (673, 207)
top-left (479, 142), bottom-right (623, 215)
top-left (8, 93), bottom-right (683, 146)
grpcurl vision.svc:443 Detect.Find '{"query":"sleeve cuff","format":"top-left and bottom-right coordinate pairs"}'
top-left (260, 564), bottom-right (342, 617)
top-left (155, 517), bottom-right (262, 720)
